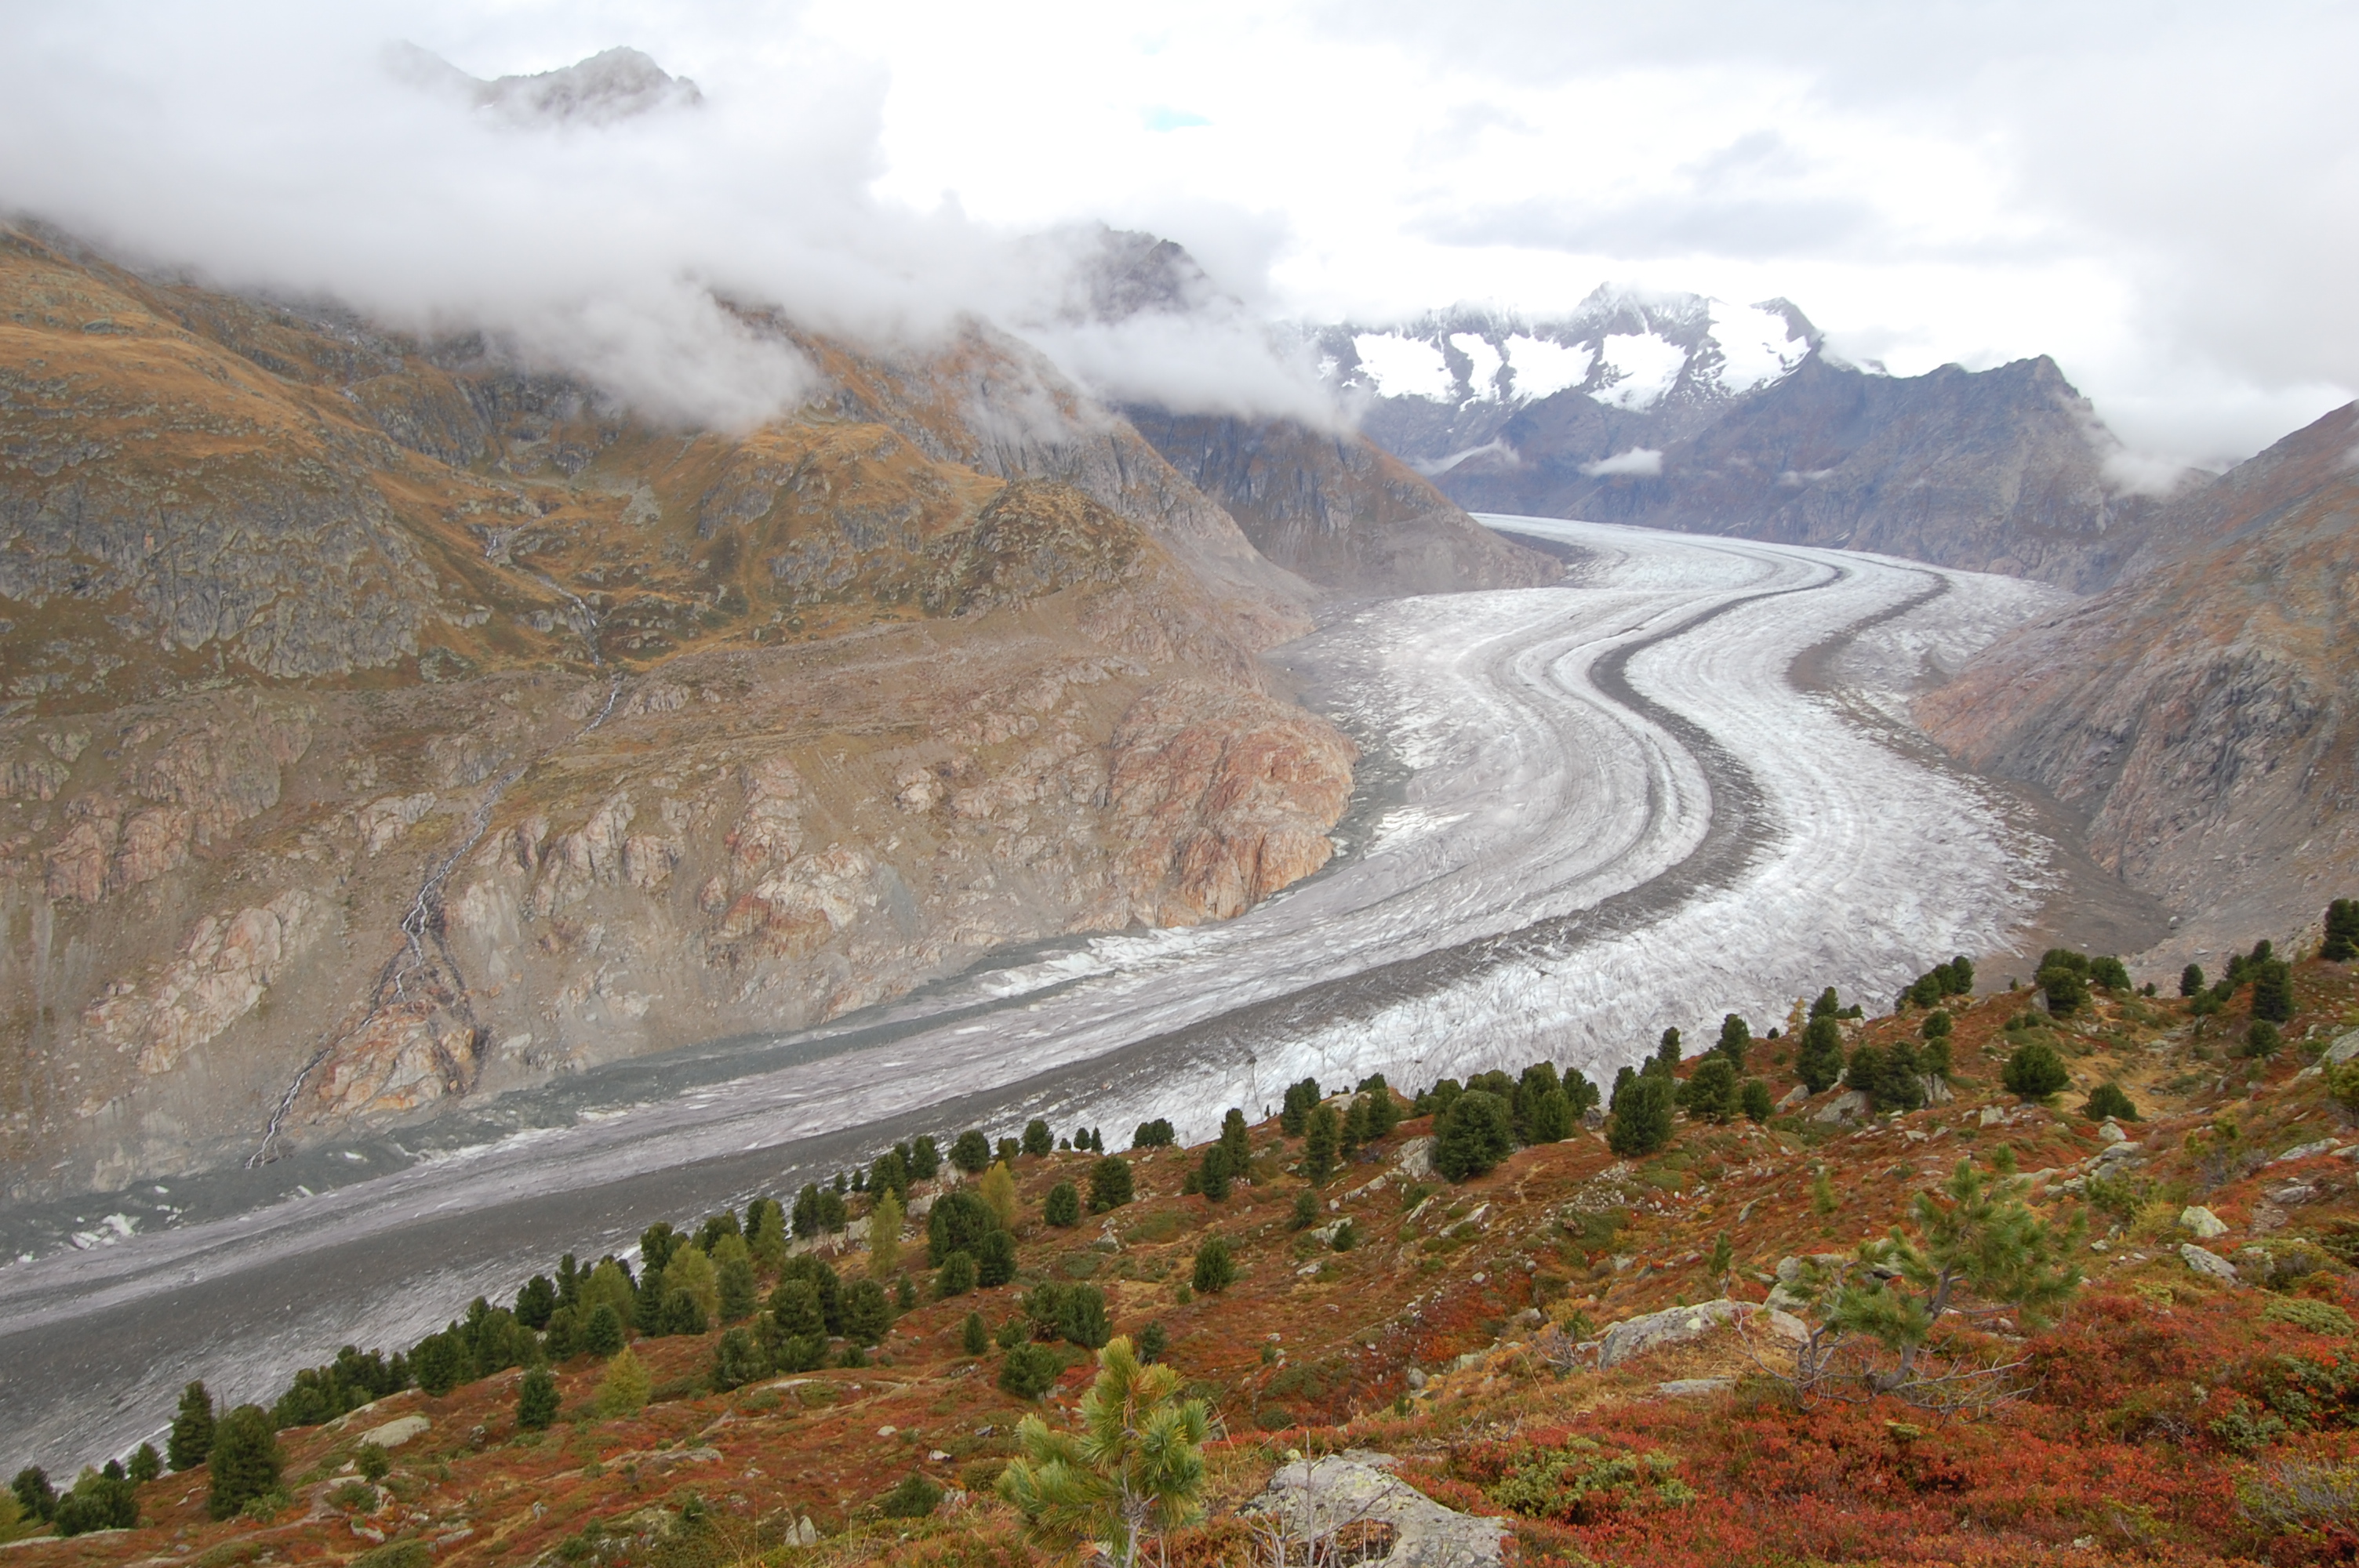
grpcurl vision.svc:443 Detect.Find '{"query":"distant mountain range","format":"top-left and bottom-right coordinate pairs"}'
top-left (1319, 289), bottom-right (2176, 592)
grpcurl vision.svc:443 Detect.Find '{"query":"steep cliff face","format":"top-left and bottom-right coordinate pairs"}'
top-left (1917, 402), bottom-right (2359, 958)
top-left (0, 227), bottom-right (1365, 1194)
top-left (1333, 291), bottom-right (2164, 593)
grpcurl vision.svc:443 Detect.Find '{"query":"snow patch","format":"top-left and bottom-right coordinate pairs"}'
top-left (1709, 301), bottom-right (1809, 394)
top-left (1591, 332), bottom-right (1687, 410)
top-left (1581, 448), bottom-right (1664, 478)
top-left (1350, 333), bottom-right (1454, 401)
top-left (1504, 334), bottom-right (1592, 399)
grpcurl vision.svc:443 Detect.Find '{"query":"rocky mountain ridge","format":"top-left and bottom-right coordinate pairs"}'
top-left (1918, 399), bottom-right (2359, 967)
top-left (0, 223), bottom-right (1543, 1196)
top-left (1330, 289), bottom-right (2172, 592)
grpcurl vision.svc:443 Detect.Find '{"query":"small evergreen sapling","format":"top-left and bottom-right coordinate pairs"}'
top-left (127, 1445), bottom-right (161, 1485)
top-left (1797, 1016), bottom-right (1846, 1094)
top-left (1190, 1236), bottom-right (1235, 1294)
top-left (1739, 1078), bottom-right (1776, 1123)
top-left (1301, 1102), bottom-right (1340, 1184)
top-left (936, 1252), bottom-right (978, 1298)
top-left (1044, 1181), bottom-right (1082, 1228)
top-left (2082, 1082), bottom-right (2139, 1122)
top-left (2003, 1040), bottom-right (2070, 1099)
top-left (963, 1312), bottom-right (990, 1356)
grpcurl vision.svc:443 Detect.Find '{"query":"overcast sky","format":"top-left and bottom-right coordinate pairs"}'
top-left (3, 0), bottom-right (2351, 465)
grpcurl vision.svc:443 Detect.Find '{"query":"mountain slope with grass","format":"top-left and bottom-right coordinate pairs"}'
top-left (19, 924), bottom-right (2359, 1565)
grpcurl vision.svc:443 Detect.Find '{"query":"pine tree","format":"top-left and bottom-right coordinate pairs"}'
top-left (951, 1129), bottom-right (993, 1175)
top-left (1651, 1028), bottom-right (1682, 1075)
top-left (514, 1275), bottom-right (557, 1330)
top-left (2252, 958), bottom-right (2296, 1023)
top-left (718, 1253), bottom-right (759, 1323)
top-left (929, 1189), bottom-right (998, 1265)
top-left (11, 1468), bottom-right (54, 1524)
top-left (168, 1381), bottom-right (215, 1472)
top-left (2003, 1041), bottom-right (2070, 1098)
top-left (1023, 1119), bottom-right (1055, 1157)
top-left (1290, 1188), bottom-right (1318, 1230)
top-left (1044, 1181), bottom-right (1082, 1228)
top-left (1716, 1013), bottom-right (1751, 1067)
top-left (1606, 1075), bottom-right (1674, 1157)
top-left (977, 1228), bottom-right (1018, 1288)
top-left (516, 1367), bottom-right (560, 1430)
top-left (868, 1187), bottom-right (906, 1278)
top-left (1525, 1086), bottom-right (1575, 1142)
top-left (1435, 1091), bottom-right (1515, 1179)
top-left (1279, 1078), bottom-right (1321, 1136)
top-left (2181, 963), bottom-right (2205, 997)
top-left (997, 1337), bottom-right (1211, 1568)
top-left (1131, 1120), bottom-right (1176, 1149)
top-left (1190, 1236), bottom-right (1235, 1294)
top-left (909, 1135), bottom-right (942, 1181)
top-left (1088, 1156), bottom-right (1134, 1212)
top-left (1739, 1078), bottom-right (1776, 1123)
top-left (1364, 1079), bottom-right (1401, 1139)
top-left (1301, 1102), bottom-right (1341, 1184)
top-left (205, 1406), bottom-right (281, 1520)
top-left (2327, 899), bottom-right (2359, 962)
top-left (128, 1445), bottom-right (161, 1484)
top-left (771, 1279), bottom-right (826, 1341)
top-left (1812, 988), bottom-right (1841, 1019)
top-left (583, 1303), bottom-right (626, 1358)
top-left (1219, 1109), bottom-right (1251, 1173)
top-left (845, 1278), bottom-right (892, 1345)
top-left (1797, 1016), bottom-right (1846, 1094)
top-left (710, 1327), bottom-right (769, 1392)
top-left (962, 1311), bottom-right (990, 1356)
top-left (2083, 1082), bottom-right (2138, 1121)
top-left (1197, 1144), bottom-right (1230, 1202)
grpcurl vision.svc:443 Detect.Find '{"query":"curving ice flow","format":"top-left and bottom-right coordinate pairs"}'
top-left (0, 519), bottom-right (2074, 1470)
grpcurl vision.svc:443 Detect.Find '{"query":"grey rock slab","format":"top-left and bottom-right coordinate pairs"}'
top-left (2179, 1244), bottom-right (2239, 1283)
top-left (1245, 1450), bottom-right (1506, 1567)
top-left (1597, 1298), bottom-right (1804, 1369)
top-left (2180, 1206), bottom-right (2229, 1239)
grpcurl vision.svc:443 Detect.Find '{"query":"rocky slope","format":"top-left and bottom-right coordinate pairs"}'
top-left (0, 224), bottom-right (1388, 1196)
top-left (1332, 291), bottom-right (2165, 592)
top-left (19, 946), bottom-right (2359, 1565)
top-left (1918, 401), bottom-right (2359, 965)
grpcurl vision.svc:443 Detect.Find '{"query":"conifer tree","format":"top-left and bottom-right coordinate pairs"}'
top-left (979, 1161), bottom-right (1020, 1228)
top-left (516, 1367), bottom-right (559, 1431)
top-left (1131, 1119), bottom-right (1176, 1149)
top-left (1023, 1119), bottom-right (1055, 1157)
top-left (1279, 1078), bottom-right (1321, 1136)
top-left (868, 1187), bottom-right (905, 1278)
top-left (1363, 1078), bottom-right (1402, 1138)
top-left (845, 1278), bottom-right (892, 1344)
top-left (595, 1348), bottom-right (649, 1417)
top-left (1044, 1181), bottom-right (1082, 1228)
top-left (951, 1129), bottom-right (993, 1176)
top-left (2252, 958), bottom-right (2296, 1023)
top-left (1525, 1086), bottom-right (1576, 1142)
top-left (1197, 1144), bottom-right (1230, 1202)
top-left (1606, 1074), bottom-right (1674, 1157)
top-left (583, 1303), bottom-right (626, 1359)
top-left (717, 1253), bottom-right (759, 1323)
top-left (168, 1381), bottom-right (215, 1472)
top-left (1680, 1055), bottom-right (1739, 1123)
top-left (997, 1337), bottom-right (1210, 1568)
top-left (770, 1279), bottom-right (826, 1341)
top-left (1812, 987), bottom-right (1841, 1019)
top-left (2327, 899), bottom-right (2359, 962)
top-left (1797, 1015), bottom-right (1846, 1094)
top-left (1435, 1090), bottom-right (1515, 1179)
top-left (1219, 1109), bottom-right (1252, 1172)
top-left (1716, 1013), bottom-right (1751, 1067)
top-left (2181, 962), bottom-right (2205, 997)
top-left (514, 1275), bottom-right (557, 1330)
top-left (1290, 1188), bottom-right (1318, 1230)
top-left (2003, 1040), bottom-right (2070, 1099)
top-left (1301, 1102), bottom-right (1341, 1184)
top-left (963, 1311), bottom-right (989, 1356)
top-left (1561, 1069), bottom-right (1601, 1117)
top-left (710, 1327), bottom-right (769, 1392)
top-left (205, 1406), bottom-right (280, 1520)
top-left (128, 1445), bottom-right (161, 1484)
top-left (1088, 1156), bottom-right (1134, 1212)
top-left (1190, 1236), bottom-right (1235, 1294)
top-left (977, 1227), bottom-right (1018, 1289)
top-left (665, 1246), bottom-right (720, 1324)
top-left (1739, 1078), bottom-right (1776, 1123)
top-left (910, 1135), bottom-right (942, 1181)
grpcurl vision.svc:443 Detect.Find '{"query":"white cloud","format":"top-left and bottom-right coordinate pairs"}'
top-left (1581, 447), bottom-right (1664, 477)
top-left (0, 1), bottom-right (2351, 461)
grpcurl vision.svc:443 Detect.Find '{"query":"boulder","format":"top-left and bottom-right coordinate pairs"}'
top-left (2270, 1138), bottom-right (2339, 1165)
top-left (356, 1414), bottom-right (430, 1449)
top-left (2180, 1206), bottom-right (2229, 1239)
top-left (1597, 1298), bottom-right (1805, 1370)
top-left (1391, 1136), bottom-right (1436, 1181)
top-left (1244, 1450), bottom-right (1504, 1567)
top-left (1810, 1090), bottom-right (1869, 1124)
top-left (2179, 1244), bottom-right (2238, 1283)
top-left (1776, 1084), bottom-right (1809, 1112)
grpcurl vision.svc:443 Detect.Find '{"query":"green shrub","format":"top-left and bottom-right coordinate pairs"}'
top-left (2003, 1041), bottom-right (2070, 1099)
top-left (998, 1343), bottom-right (1063, 1400)
top-left (2082, 1082), bottom-right (2138, 1122)
top-left (1042, 1181), bottom-right (1081, 1228)
top-left (2266, 1298), bottom-right (2357, 1337)
top-left (881, 1472), bottom-right (943, 1519)
top-left (2245, 1020), bottom-right (2285, 1058)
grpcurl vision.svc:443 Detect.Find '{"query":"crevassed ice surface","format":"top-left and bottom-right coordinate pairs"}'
top-left (0, 519), bottom-right (2074, 1470)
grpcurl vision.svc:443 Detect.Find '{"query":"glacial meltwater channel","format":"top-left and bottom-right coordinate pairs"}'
top-left (0, 520), bottom-right (2085, 1469)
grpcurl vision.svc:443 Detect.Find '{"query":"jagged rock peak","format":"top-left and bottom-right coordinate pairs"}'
top-left (385, 42), bottom-right (704, 127)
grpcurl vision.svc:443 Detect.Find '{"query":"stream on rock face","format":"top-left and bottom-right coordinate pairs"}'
top-left (0, 520), bottom-right (2138, 1471)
